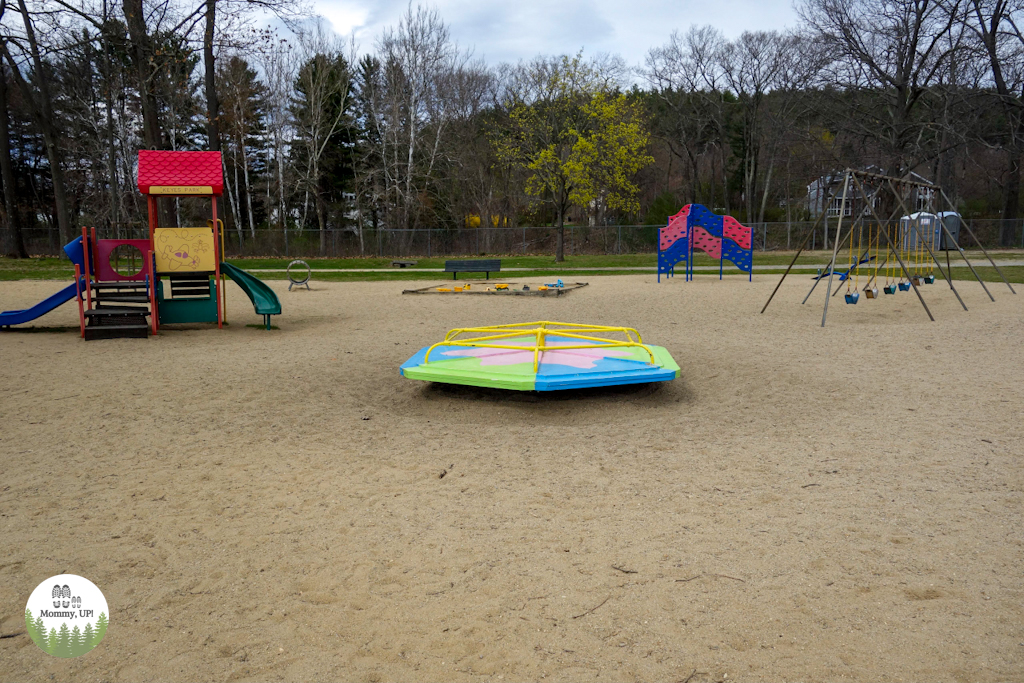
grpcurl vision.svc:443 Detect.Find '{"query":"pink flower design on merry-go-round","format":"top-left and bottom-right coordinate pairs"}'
top-left (440, 340), bottom-right (635, 369)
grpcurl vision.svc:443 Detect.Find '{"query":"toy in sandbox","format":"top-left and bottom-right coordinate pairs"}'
top-left (658, 205), bottom-right (753, 282)
top-left (0, 150), bottom-right (281, 338)
top-left (402, 279), bottom-right (588, 296)
top-left (400, 321), bottom-right (680, 391)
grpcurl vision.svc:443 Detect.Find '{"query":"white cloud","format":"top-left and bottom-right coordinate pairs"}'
top-left (308, 0), bottom-right (798, 66)
top-left (313, 0), bottom-right (371, 37)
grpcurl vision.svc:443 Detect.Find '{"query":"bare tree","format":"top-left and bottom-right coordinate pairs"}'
top-left (720, 31), bottom-right (824, 222)
top-left (0, 58), bottom-right (25, 256)
top-left (255, 30), bottom-right (295, 246)
top-left (0, 0), bottom-right (74, 244)
top-left (642, 26), bottom-right (731, 210)
top-left (799, 0), bottom-right (966, 177)
top-left (963, 0), bottom-right (1024, 239)
top-left (372, 4), bottom-right (466, 237)
top-left (199, 0), bottom-right (307, 155)
top-left (292, 19), bottom-right (352, 255)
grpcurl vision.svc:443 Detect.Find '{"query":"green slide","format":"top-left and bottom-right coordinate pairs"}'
top-left (220, 262), bottom-right (282, 329)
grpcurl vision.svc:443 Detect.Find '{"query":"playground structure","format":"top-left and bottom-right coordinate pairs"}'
top-left (658, 204), bottom-right (753, 282)
top-left (400, 321), bottom-right (680, 391)
top-left (0, 150), bottom-right (280, 338)
top-left (762, 169), bottom-right (1016, 326)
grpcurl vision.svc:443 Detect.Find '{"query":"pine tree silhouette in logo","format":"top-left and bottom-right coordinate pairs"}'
top-left (61, 585), bottom-right (71, 608)
top-left (52, 584), bottom-right (62, 608)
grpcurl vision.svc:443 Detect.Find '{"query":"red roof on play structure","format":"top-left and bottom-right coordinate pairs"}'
top-left (137, 150), bottom-right (223, 195)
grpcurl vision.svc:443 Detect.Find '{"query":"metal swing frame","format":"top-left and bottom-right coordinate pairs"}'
top-left (761, 169), bottom-right (1015, 326)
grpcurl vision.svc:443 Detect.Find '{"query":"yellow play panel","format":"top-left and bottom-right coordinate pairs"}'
top-left (154, 228), bottom-right (216, 273)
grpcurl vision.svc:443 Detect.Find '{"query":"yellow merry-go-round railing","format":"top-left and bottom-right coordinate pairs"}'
top-left (422, 321), bottom-right (656, 372)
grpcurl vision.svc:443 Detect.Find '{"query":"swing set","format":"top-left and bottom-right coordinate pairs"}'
top-left (762, 169), bottom-right (1016, 326)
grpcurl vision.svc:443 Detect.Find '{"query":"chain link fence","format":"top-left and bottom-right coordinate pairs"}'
top-left (5, 218), bottom-right (1024, 258)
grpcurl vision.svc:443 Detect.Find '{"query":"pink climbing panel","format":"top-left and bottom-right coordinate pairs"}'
top-left (723, 216), bottom-right (751, 249)
top-left (691, 226), bottom-right (722, 259)
top-left (95, 239), bottom-right (152, 281)
top-left (660, 205), bottom-right (691, 250)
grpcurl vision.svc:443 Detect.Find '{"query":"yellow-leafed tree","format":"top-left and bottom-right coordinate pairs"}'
top-left (492, 54), bottom-right (653, 261)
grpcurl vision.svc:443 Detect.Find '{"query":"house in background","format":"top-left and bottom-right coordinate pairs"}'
top-left (807, 167), bottom-right (935, 218)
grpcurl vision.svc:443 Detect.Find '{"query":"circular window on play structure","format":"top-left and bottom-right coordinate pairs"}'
top-left (109, 243), bottom-right (144, 277)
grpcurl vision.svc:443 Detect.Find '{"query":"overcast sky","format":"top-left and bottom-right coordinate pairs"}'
top-left (309, 0), bottom-right (799, 67)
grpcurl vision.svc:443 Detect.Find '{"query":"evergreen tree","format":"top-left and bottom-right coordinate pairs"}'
top-left (24, 609), bottom-right (40, 648)
top-left (47, 628), bottom-right (58, 655)
top-left (94, 612), bottom-right (108, 646)
top-left (82, 622), bottom-right (95, 653)
top-left (291, 51), bottom-right (357, 253)
top-left (219, 55), bottom-right (270, 241)
top-left (56, 623), bottom-right (72, 657)
top-left (70, 625), bottom-right (85, 657)
top-left (34, 614), bottom-right (47, 650)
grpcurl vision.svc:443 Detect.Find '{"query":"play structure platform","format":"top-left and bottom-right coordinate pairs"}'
top-left (400, 321), bottom-right (680, 391)
top-left (0, 151), bottom-right (280, 337)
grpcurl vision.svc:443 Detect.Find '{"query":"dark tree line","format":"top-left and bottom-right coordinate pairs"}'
top-left (2, 0), bottom-right (1024, 259)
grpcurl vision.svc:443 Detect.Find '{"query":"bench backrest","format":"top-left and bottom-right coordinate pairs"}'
top-left (445, 259), bottom-right (501, 272)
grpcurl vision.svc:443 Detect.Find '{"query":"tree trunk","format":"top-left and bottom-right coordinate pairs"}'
top-left (277, 144), bottom-right (286, 234)
top-left (971, 0), bottom-right (1020, 244)
top-left (1001, 146), bottom-right (1020, 246)
top-left (720, 143), bottom-right (730, 214)
top-left (0, 65), bottom-right (26, 257)
top-left (102, 18), bottom-right (120, 235)
top-left (317, 194), bottom-right (327, 256)
top-left (240, 137), bottom-right (255, 239)
top-left (223, 153), bottom-right (241, 250)
top-left (555, 201), bottom-right (565, 262)
top-left (232, 155), bottom-right (243, 246)
top-left (123, 0), bottom-right (175, 228)
top-left (4, 5), bottom-right (73, 246)
top-left (123, 0), bottom-right (161, 149)
top-left (313, 156), bottom-right (326, 255)
top-left (758, 158), bottom-right (774, 225)
top-left (204, 0), bottom-right (221, 152)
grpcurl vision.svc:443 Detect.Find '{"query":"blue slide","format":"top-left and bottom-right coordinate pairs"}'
top-left (0, 280), bottom-right (86, 327)
top-left (0, 237), bottom-right (88, 327)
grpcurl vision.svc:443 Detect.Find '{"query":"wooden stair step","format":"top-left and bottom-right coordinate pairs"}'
top-left (90, 282), bottom-right (149, 290)
top-left (85, 307), bottom-right (150, 317)
top-left (95, 293), bottom-right (150, 303)
top-left (84, 323), bottom-right (149, 340)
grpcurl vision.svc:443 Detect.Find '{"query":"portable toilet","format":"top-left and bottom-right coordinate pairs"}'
top-left (936, 211), bottom-right (962, 250)
top-left (899, 212), bottom-right (940, 252)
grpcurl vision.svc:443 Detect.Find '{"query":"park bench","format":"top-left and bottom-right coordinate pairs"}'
top-left (444, 259), bottom-right (501, 280)
top-left (391, 260), bottom-right (417, 268)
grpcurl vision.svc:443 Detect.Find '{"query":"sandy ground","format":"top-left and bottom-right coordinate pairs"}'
top-left (0, 273), bottom-right (1022, 683)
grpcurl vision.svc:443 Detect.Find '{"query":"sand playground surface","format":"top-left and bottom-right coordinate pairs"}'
top-left (0, 274), bottom-right (1022, 682)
